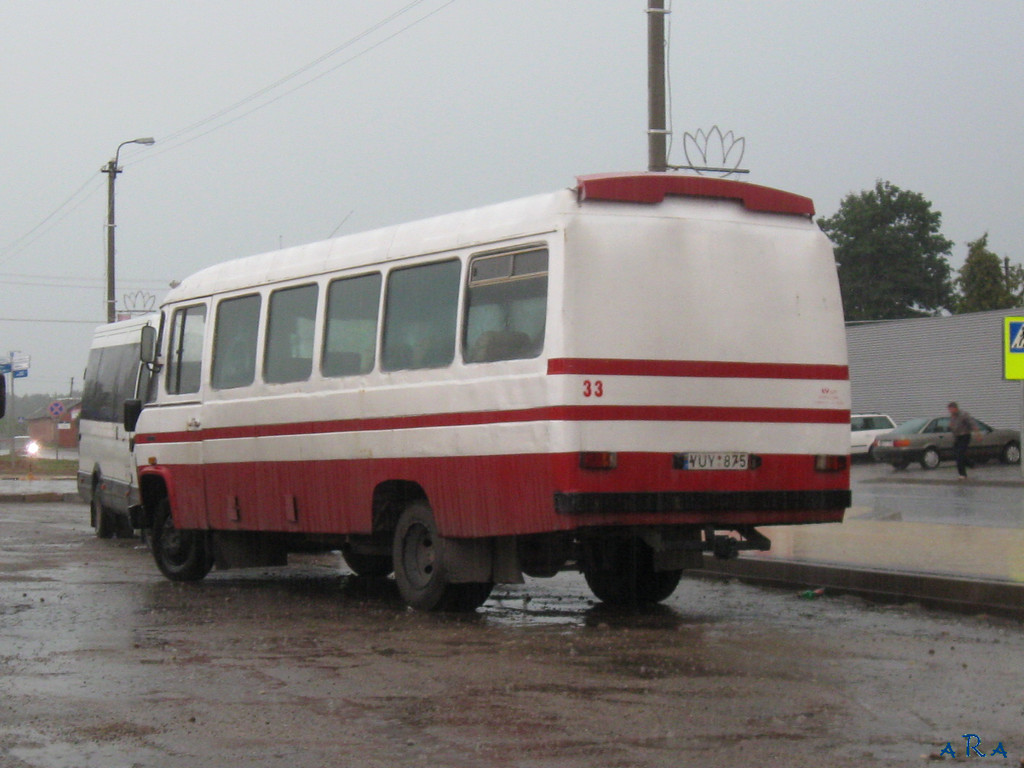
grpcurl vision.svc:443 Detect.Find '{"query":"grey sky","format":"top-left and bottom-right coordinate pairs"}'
top-left (2, 1), bottom-right (1022, 394)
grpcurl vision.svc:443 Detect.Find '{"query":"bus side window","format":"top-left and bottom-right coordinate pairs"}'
top-left (322, 273), bottom-right (381, 377)
top-left (166, 304), bottom-right (207, 395)
top-left (265, 284), bottom-right (318, 384)
top-left (464, 247), bottom-right (548, 363)
top-left (381, 260), bottom-right (461, 372)
top-left (211, 294), bottom-right (261, 390)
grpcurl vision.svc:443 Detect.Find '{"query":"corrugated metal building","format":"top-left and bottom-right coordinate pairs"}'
top-left (847, 307), bottom-right (1024, 428)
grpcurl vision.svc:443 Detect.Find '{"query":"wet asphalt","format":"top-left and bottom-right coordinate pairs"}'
top-left (1, 493), bottom-right (1022, 767)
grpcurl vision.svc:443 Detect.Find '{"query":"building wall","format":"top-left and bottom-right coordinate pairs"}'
top-left (847, 307), bottom-right (1024, 428)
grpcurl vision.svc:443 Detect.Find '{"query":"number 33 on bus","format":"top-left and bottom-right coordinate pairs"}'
top-left (123, 172), bottom-right (851, 612)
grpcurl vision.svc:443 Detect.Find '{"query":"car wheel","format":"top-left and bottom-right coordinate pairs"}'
top-left (1000, 441), bottom-right (1021, 465)
top-left (920, 447), bottom-right (941, 470)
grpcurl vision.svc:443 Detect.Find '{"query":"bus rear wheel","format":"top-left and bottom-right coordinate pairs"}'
top-left (151, 499), bottom-right (213, 582)
top-left (581, 537), bottom-right (682, 607)
top-left (392, 501), bottom-right (492, 612)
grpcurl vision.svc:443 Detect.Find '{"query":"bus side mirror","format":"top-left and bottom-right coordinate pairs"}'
top-left (0, 374), bottom-right (5, 418)
top-left (140, 325), bottom-right (157, 365)
top-left (124, 399), bottom-right (142, 432)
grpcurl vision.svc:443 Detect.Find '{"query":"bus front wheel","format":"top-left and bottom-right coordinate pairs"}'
top-left (581, 537), bottom-right (682, 607)
top-left (151, 499), bottom-right (213, 582)
top-left (392, 502), bottom-right (492, 612)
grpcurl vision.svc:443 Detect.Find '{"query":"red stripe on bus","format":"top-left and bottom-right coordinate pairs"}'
top-left (547, 358), bottom-right (849, 380)
top-left (137, 404), bottom-right (848, 445)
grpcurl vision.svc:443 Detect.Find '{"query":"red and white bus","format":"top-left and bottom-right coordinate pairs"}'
top-left (127, 172), bottom-right (851, 611)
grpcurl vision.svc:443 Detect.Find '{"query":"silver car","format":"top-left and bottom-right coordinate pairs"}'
top-left (873, 416), bottom-right (1022, 470)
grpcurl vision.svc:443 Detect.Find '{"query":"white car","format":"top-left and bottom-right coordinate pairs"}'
top-left (850, 413), bottom-right (896, 459)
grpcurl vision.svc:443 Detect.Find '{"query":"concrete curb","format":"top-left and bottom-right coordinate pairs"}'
top-left (0, 493), bottom-right (81, 504)
top-left (860, 474), bottom-right (1024, 488)
top-left (697, 556), bottom-right (1024, 620)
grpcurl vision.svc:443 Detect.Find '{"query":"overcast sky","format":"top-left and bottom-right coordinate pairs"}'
top-left (2, 0), bottom-right (1022, 396)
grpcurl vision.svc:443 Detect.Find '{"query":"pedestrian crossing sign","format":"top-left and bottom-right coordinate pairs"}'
top-left (1003, 317), bottom-right (1024, 379)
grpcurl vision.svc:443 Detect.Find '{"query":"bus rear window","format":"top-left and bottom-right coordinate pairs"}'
top-left (464, 248), bottom-right (548, 363)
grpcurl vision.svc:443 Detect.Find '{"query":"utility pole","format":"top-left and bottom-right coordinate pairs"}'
top-left (102, 157), bottom-right (121, 324)
top-left (101, 137), bottom-right (155, 324)
top-left (647, 0), bottom-right (669, 172)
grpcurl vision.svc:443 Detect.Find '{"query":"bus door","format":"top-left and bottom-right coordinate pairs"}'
top-left (159, 303), bottom-right (210, 529)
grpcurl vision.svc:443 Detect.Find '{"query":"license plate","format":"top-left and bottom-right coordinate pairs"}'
top-left (678, 452), bottom-right (751, 470)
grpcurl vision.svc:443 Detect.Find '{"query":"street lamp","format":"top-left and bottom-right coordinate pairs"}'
top-left (102, 137), bottom-right (155, 323)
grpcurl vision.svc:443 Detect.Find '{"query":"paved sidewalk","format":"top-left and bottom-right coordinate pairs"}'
top-left (0, 477), bottom-right (79, 502)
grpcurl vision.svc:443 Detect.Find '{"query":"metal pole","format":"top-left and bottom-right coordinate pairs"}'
top-left (7, 353), bottom-right (14, 462)
top-left (103, 158), bottom-right (120, 323)
top-left (647, 0), bottom-right (669, 172)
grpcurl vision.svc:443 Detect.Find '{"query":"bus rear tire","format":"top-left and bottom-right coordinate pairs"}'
top-left (581, 537), bottom-right (682, 607)
top-left (151, 499), bottom-right (213, 582)
top-left (392, 501), bottom-right (492, 612)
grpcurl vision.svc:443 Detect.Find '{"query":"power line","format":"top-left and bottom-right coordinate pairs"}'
top-left (141, 0), bottom-right (455, 162)
top-left (0, 1), bottom-right (458, 271)
top-left (0, 175), bottom-right (104, 267)
top-left (0, 317), bottom-right (103, 325)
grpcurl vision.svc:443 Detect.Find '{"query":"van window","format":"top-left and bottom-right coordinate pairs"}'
top-left (212, 294), bottom-right (261, 390)
top-left (81, 343), bottom-right (140, 422)
top-left (464, 248), bottom-right (548, 363)
top-left (381, 260), bottom-right (461, 371)
top-left (322, 273), bottom-right (381, 377)
top-left (166, 305), bottom-right (207, 395)
top-left (265, 284), bottom-right (318, 384)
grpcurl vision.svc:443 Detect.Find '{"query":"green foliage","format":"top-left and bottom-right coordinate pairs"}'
top-left (954, 233), bottom-right (1023, 313)
top-left (818, 180), bottom-right (954, 321)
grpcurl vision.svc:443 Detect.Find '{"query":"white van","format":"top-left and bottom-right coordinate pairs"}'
top-left (78, 314), bottom-right (158, 537)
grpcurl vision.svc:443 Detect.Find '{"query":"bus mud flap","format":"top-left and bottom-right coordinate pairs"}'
top-left (443, 536), bottom-right (523, 585)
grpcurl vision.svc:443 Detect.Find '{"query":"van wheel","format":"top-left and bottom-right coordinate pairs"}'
top-left (392, 501), bottom-right (492, 612)
top-left (151, 499), bottom-right (213, 582)
top-left (342, 550), bottom-right (394, 577)
top-left (920, 447), bottom-right (941, 470)
top-left (580, 537), bottom-right (682, 606)
top-left (93, 495), bottom-right (115, 539)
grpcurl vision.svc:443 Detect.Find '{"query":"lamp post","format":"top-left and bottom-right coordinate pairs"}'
top-left (102, 137), bottom-right (155, 323)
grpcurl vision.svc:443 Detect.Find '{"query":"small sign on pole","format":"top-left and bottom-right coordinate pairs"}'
top-left (1002, 317), bottom-right (1024, 478)
top-left (1003, 318), bottom-right (1024, 380)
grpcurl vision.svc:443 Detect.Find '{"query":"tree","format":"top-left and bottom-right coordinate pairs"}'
top-left (955, 233), bottom-right (1023, 313)
top-left (818, 180), bottom-right (954, 321)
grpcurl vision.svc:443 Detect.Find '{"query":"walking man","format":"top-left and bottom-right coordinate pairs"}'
top-left (948, 401), bottom-right (976, 480)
